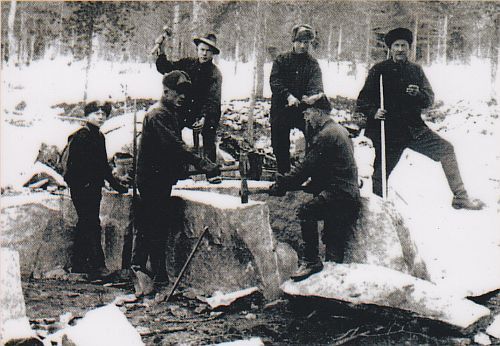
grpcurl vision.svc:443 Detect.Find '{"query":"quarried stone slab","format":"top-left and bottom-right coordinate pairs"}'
top-left (281, 262), bottom-right (490, 329)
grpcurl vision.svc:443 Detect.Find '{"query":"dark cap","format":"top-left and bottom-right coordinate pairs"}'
top-left (84, 101), bottom-right (112, 117)
top-left (162, 70), bottom-right (192, 93)
top-left (292, 24), bottom-right (315, 42)
top-left (193, 33), bottom-right (220, 55)
top-left (385, 27), bottom-right (413, 47)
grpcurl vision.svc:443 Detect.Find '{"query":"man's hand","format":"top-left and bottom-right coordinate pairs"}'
top-left (406, 84), bottom-right (420, 97)
top-left (192, 117), bottom-right (205, 131)
top-left (198, 158), bottom-right (220, 177)
top-left (114, 183), bottom-right (128, 194)
top-left (268, 183), bottom-right (286, 196)
top-left (287, 94), bottom-right (300, 107)
top-left (301, 93), bottom-right (323, 106)
top-left (374, 108), bottom-right (387, 120)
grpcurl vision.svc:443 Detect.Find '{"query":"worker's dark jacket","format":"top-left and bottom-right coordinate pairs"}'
top-left (280, 119), bottom-right (360, 200)
top-left (156, 55), bottom-right (222, 130)
top-left (137, 98), bottom-right (205, 189)
top-left (356, 59), bottom-right (434, 142)
top-left (64, 123), bottom-right (117, 188)
top-left (270, 52), bottom-right (324, 121)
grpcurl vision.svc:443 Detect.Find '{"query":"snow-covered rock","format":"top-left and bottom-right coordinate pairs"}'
top-left (281, 262), bottom-right (490, 329)
top-left (486, 314), bottom-right (500, 339)
top-left (44, 304), bottom-right (144, 346)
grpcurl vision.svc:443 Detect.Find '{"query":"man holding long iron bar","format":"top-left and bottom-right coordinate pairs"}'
top-left (356, 27), bottom-right (484, 210)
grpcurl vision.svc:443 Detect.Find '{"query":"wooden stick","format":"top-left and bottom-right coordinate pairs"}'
top-left (379, 74), bottom-right (387, 200)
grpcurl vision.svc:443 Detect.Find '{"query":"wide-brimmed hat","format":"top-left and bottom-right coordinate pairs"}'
top-left (193, 33), bottom-right (220, 55)
top-left (292, 24), bottom-right (315, 42)
top-left (385, 27), bottom-right (413, 47)
top-left (162, 70), bottom-right (192, 93)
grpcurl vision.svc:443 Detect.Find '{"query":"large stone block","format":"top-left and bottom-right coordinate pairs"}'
top-left (168, 189), bottom-right (295, 299)
top-left (281, 263), bottom-right (490, 329)
top-left (0, 191), bottom-right (132, 276)
top-left (0, 248), bottom-right (35, 342)
top-left (1, 194), bottom-right (77, 276)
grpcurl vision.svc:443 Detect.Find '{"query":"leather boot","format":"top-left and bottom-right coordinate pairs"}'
top-left (290, 260), bottom-right (324, 282)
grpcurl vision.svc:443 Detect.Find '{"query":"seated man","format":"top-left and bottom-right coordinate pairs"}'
top-left (270, 103), bottom-right (361, 282)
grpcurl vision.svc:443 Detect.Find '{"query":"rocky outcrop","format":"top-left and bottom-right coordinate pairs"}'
top-left (281, 262), bottom-right (490, 329)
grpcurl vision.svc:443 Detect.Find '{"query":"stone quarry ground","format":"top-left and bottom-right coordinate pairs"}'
top-left (22, 191), bottom-right (500, 345)
top-left (17, 97), bottom-right (500, 345)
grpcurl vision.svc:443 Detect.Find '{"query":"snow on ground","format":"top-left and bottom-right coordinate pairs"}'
top-left (1, 56), bottom-right (499, 296)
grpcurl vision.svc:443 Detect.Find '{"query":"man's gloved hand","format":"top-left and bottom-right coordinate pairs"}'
top-left (198, 158), bottom-right (221, 177)
top-left (192, 117), bottom-right (205, 132)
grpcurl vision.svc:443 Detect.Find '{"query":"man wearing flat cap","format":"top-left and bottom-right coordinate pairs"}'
top-left (356, 27), bottom-right (484, 210)
top-left (270, 24), bottom-right (329, 175)
top-left (131, 70), bottom-right (220, 296)
top-left (64, 101), bottom-right (128, 279)
top-left (155, 33), bottom-right (222, 183)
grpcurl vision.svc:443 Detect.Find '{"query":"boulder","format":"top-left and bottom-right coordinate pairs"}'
top-left (281, 262), bottom-right (490, 329)
top-left (486, 314), bottom-right (500, 339)
top-left (346, 195), bottom-right (429, 280)
top-left (0, 248), bottom-right (36, 342)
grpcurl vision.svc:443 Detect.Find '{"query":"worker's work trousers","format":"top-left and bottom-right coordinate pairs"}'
top-left (271, 110), bottom-right (305, 174)
top-left (70, 184), bottom-right (106, 272)
top-left (131, 185), bottom-right (173, 282)
top-left (371, 127), bottom-right (467, 198)
top-left (202, 126), bottom-right (217, 164)
top-left (297, 191), bottom-right (360, 263)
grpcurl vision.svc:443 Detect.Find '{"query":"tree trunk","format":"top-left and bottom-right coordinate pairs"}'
top-left (326, 23), bottom-right (333, 62)
top-left (365, 15), bottom-right (371, 63)
top-left (7, 0), bottom-right (18, 65)
top-left (254, 2), bottom-right (265, 99)
top-left (191, 0), bottom-right (202, 37)
top-left (83, 20), bottom-right (95, 103)
top-left (172, 3), bottom-right (181, 60)
top-left (337, 25), bottom-right (343, 60)
top-left (442, 15), bottom-right (448, 64)
top-left (412, 16), bottom-right (418, 61)
top-left (491, 13), bottom-right (499, 102)
top-left (426, 38), bottom-right (430, 65)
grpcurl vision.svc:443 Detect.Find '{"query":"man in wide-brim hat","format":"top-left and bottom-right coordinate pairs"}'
top-left (356, 27), bottom-right (485, 210)
top-left (155, 32), bottom-right (222, 183)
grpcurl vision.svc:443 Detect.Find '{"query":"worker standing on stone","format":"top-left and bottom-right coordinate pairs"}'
top-left (356, 27), bottom-right (485, 210)
top-left (270, 24), bottom-right (328, 174)
top-left (131, 70), bottom-right (220, 296)
top-left (63, 101), bottom-right (128, 279)
top-left (269, 103), bottom-right (361, 282)
top-left (155, 32), bottom-right (222, 183)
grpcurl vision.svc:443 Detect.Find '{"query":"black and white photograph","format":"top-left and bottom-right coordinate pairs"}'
top-left (1, 1), bottom-right (499, 345)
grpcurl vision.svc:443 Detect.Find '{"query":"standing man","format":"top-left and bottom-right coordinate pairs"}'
top-left (63, 101), bottom-right (128, 279)
top-left (155, 33), bottom-right (222, 183)
top-left (132, 71), bottom-right (220, 296)
top-left (356, 27), bottom-right (484, 210)
top-left (270, 24), bottom-right (328, 174)
top-left (269, 105), bottom-right (361, 282)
